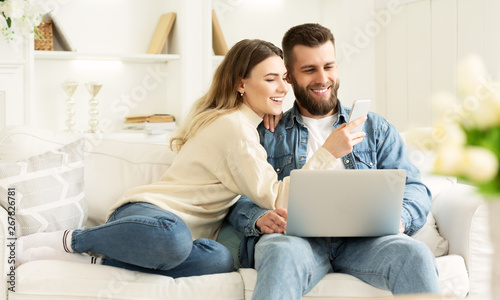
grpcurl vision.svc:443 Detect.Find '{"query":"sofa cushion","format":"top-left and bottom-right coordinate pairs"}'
top-left (436, 254), bottom-right (470, 298)
top-left (432, 184), bottom-right (492, 299)
top-left (13, 260), bottom-right (244, 300)
top-left (412, 212), bottom-right (449, 257)
top-left (83, 138), bottom-right (174, 227)
top-left (239, 268), bottom-right (391, 299)
top-left (0, 126), bottom-right (176, 227)
top-left (239, 253), bottom-right (469, 299)
top-left (0, 126), bottom-right (81, 161)
top-left (0, 139), bottom-right (87, 237)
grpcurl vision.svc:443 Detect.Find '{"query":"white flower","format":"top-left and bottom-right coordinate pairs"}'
top-left (467, 91), bottom-right (500, 129)
top-left (434, 145), bottom-right (465, 177)
top-left (457, 54), bottom-right (490, 98)
top-left (2, 1), bottom-right (25, 19)
top-left (1, 0), bottom-right (42, 41)
top-left (404, 128), bottom-right (436, 151)
top-left (432, 122), bottom-right (466, 148)
top-left (431, 91), bottom-right (461, 123)
top-left (461, 147), bottom-right (499, 183)
top-left (0, 13), bottom-right (7, 28)
top-left (432, 55), bottom-right (500, 195)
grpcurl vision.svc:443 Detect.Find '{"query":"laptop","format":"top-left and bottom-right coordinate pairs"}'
top-left (285, 169), bottom-right (406, 237)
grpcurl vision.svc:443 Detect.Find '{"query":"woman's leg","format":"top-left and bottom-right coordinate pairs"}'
top-left (101, 238), bottom-right (234, 278)
top-left (71, 202), bottom-right (193, 270)
top-left (18, 202), bottom-right (233, 277)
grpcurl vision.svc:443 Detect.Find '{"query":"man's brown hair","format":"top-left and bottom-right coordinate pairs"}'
top-left (282, 23), bottom-right (335, 71)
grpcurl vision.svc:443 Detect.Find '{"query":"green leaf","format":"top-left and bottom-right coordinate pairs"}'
top-left (465, 125), bottom-right (500, 158)
top-left (462, 124), bottom-right (500, 196)
top-left (478, 178), bottom-right (500, 197)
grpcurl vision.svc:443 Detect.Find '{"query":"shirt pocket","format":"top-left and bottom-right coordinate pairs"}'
top-left (353, 150), bottom-right (377, 169)
top-left (267, 154), bottom-right (293, 176)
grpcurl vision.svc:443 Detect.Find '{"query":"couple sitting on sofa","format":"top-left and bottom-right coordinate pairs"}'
top-left (16, 23), bottom-right (440, 299)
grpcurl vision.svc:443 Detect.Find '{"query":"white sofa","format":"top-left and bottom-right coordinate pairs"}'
top-left (0, 126), bottom-right (493, 300)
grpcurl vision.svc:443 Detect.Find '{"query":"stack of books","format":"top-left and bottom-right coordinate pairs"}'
top-left (123, 114), bottom-right (176, 135)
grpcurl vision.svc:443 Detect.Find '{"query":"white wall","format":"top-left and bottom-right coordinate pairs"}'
top-left (375, 0), bottom-right (500, 132)
top-left (213, 0), bottom-right (376, 113)
top-left (8, 0), bottom-right (499, 133)
top-left (0, 37), bottom-right (33, 130)
top-left (34, 0), bottom-right (380, 132)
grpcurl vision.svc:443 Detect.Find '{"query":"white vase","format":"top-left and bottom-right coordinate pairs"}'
top-left (489, 201), bottom-right (500, 300)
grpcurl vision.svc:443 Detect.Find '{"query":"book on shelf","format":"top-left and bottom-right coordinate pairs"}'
top-left (46, 11), bottom-right (77, 52)
top-left (123, 114), bottom-right (176, 135)
top-left (125, 114), bottom-right (175, 123)
top-left (123, 121), bottom-right (176, 130)
top-left (122, 121), bottom-right (177, 135)
top-left (147, 12), bottom-right (177, 54)
top-left (212, 10), bottom-right (228, 55)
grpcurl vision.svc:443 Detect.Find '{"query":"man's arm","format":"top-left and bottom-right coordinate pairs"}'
top-left (377, 122), bottom-right (432, 236)
top-left (226, 196), bottom-right (270, 236)
top-left (227, 196), bottom-right (287, 236)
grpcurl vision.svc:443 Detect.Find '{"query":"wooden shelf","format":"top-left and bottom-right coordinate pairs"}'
top-left (34, 51), bottom-right (180, 63)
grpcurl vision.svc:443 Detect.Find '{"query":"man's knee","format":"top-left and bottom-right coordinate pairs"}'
top-left (256, 234), bottom-right (305, 258)
top-left (407, 240), bottom-right (437, 268)
top-left (388, 236), bottom-right (437, 270)
top-left (254, 234), bottom-right (324, 268)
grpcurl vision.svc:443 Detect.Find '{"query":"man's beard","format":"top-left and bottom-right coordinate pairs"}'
top-left (291, 76), bottom-right (340, 116)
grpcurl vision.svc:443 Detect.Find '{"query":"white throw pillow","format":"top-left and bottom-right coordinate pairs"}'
top-left (0, 139), bottom-right (87, 237)
top-left (412, 212), bottom-right (449, 257)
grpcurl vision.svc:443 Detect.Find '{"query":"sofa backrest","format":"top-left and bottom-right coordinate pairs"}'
top-left (0, 126), bottom-right (455, 228)
top-left (82, 138), bottom-right (174, 226)
top-left (0, 126), bottom-right (175, 227)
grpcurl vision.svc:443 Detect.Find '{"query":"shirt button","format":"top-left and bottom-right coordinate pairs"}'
top-left (345, 160), bottom-right (350, 164)
top-left (276, 168), bottom-right (280, 172)
top-left (370, 162), bottom-right (374, 166)
top-left (301, 139), bottom-right (306, 143)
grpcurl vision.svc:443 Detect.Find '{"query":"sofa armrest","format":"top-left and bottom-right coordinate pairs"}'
top-left (431, 182), bottom-right (492, 298)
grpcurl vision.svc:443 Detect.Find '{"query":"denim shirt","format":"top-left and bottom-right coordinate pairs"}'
top-left (226, 100), bottom-right (432, 268)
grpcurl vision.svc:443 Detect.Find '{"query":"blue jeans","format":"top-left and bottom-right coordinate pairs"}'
top-left (252, 234), bottom-right (440, 300)
top-left (71, 202), bottom-right (234, 278)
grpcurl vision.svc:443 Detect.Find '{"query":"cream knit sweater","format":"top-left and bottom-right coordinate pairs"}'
top-left (108, 104), bottom-right (338, 240)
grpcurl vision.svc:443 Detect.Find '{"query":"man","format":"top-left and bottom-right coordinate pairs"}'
top-left (225, 23), bottom-right (440, 299)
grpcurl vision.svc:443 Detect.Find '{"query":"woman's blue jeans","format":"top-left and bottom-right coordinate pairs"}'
top-left (70, 202), bottom-right (234, 278)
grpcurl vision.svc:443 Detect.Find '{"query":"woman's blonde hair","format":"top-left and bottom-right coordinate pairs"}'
top-left (169, 39), bottom-right (283, 152)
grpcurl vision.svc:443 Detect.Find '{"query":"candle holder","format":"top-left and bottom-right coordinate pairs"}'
top-left (84, 81), bottom-right (103, 133)
top-left (60, 80), bottom-right (79, 132)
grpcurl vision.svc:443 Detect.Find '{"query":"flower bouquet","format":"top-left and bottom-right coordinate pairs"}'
top-left (0, 0), bottom-right (42, 42)
top-left (426, 54), bottom-right (500, 299)
top-left (431, 55), bottom-right (500, 197)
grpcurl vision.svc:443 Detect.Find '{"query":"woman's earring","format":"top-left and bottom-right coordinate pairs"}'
top-left (240, 92), bottom-right (244, 97)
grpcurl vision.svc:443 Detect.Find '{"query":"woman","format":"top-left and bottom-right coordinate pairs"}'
top-left (17, 39), bottom-right (364, 277)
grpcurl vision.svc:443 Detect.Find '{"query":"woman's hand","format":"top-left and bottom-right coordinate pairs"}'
top-left (256, 208), bottom-right (287, 234)
top-left (399, 221), bottom-right (405, 234)
top-left (263, 112), bottom-right (283, 133)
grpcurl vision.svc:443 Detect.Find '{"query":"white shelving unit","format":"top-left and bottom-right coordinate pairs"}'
top-left (27, 0), bottom-right (213, 134)
top-left (3, 0), bottom-right (498, 135)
